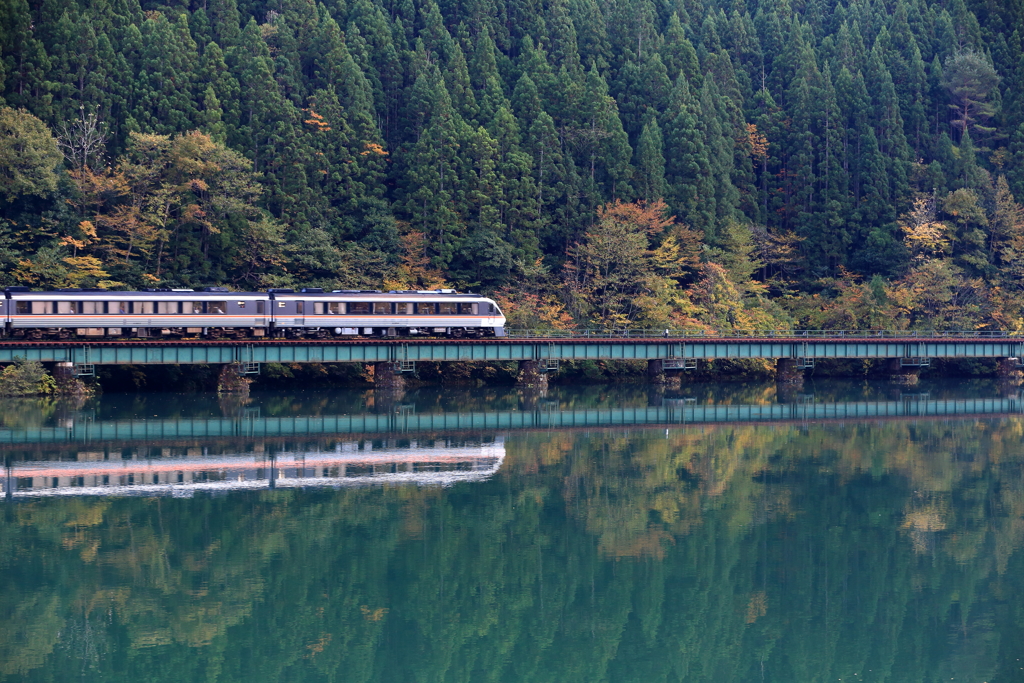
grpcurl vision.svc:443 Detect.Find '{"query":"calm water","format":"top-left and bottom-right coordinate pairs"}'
top-left (3, 380), bottom-right (1024, 682)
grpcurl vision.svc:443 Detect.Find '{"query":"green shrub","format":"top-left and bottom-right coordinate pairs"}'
top-left (0, 357), bottom-right (56, 396)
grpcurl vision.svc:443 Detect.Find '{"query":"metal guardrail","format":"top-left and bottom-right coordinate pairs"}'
top-left (504, 328), bottom-right (1021, 340)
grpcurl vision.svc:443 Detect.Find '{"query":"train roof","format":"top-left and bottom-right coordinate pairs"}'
top-left (269, 290), bottom-right (488, 299)
top-left (4, 288), bottom-right (494, 300)
top-left (5, 290), bottom-right (267, 299)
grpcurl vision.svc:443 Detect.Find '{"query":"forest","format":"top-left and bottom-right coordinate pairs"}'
top-left (2, 0), bottom-right (1024, 331)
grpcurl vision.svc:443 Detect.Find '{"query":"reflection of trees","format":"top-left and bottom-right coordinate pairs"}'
top-left (4, 418), bottom-right (1024, 681)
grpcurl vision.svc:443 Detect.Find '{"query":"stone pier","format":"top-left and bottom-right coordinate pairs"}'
top-left (372, 362), bottom-right (406, 390)
top-left (776, 358), bottom-right (805, 386)
top-left (516, 360), bottom-right (549, 389)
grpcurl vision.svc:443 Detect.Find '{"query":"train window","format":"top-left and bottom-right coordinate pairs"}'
top-left (438, 302), bottom-right (457, 315)
top-left (399, 303), bottom-right (414, 315)
top-left (456, 303), bottom-right (478, 315)
top-left (256, 301), bottom-right (265, 314)
top-left (31, 301), bottom-right (52, 314)
top-left (16, 301), bottom-right (29, 314)
top-left (135, 301), bottom-right (155, 315)
top-left (414, 302), bottom-right (435, 314)
top-left (313, 302), bottom-right (325, 315)
top-left (237, 301), bottom-right (246, 309)
top-left (208, 301), bottom-right (227, 314)
top-left (157, 301), bottom-right (178, 314)
top-left (81, 301), bottom-right (104, 314)
top-left (349, 302), bottom-right (371, 315)
top-left (328, 302), bottom-right (343, 314)
top-left (185, 302), bottom-right (203, 314)
top-left (373, 302), bottom-right (392, 314)
top-left (57, 301), bottom-right (78, 314)
top-left (111, 302), bottom-right (130, 315)
top-left (296, 302), bottom-right (304, 314)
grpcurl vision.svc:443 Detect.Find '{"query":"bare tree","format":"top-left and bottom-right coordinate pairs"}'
top-left (56, 106), bottom-right (109, 170)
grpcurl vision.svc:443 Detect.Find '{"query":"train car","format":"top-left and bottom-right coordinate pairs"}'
top-left (1, 287), bottom-right (505, 339)
top-left (268, 289), bottom-right (506, 338)
top-left (4, 287), bottom-right (271, 339)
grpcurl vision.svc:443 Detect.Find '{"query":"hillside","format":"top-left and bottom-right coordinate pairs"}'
top-left (2, 0), bottom-right (1024, 330)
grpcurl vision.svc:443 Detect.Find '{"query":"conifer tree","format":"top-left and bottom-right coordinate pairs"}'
top-left (635, 112), bottom-right (666, 202)
top-left (664, 74), bottom-right (710, 230)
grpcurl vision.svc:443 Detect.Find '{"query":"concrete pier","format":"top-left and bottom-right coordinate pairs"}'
top-left (776, 358), bottom-right (805, 386)
top-left (372, 362), bottom-right (406, 390)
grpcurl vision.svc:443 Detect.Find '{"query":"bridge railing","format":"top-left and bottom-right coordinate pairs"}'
top-left (504, 328), bottom-right (1021, 340)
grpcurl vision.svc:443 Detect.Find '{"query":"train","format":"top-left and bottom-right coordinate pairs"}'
top-left (0, 287), bottom-right (506, 339)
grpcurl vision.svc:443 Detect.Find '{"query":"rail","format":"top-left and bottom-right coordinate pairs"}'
top-left (504, 328), bottom-right (1022, 340)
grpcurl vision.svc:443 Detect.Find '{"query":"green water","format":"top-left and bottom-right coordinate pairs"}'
top-left (3, 381), bottom-right (1024, 682)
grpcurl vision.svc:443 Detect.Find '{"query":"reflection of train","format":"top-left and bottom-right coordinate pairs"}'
top-left (0, 287), bottom-right (505, 339)
top-left (2, 439), bottom-right (506, 497)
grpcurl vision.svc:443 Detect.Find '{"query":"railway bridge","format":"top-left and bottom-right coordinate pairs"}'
top-left (0, 330), bottom-right (1022, 387)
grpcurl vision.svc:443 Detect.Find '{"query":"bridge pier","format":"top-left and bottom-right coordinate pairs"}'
top-left (647, 360), bottom-right (682, 388)
top-left (776, 358), bottom-right (805, 386)
top-left (372, 362), bottom-right (406, 390)
top-left (886, 359), bottom-right (920, 386)
top-left (516, 360), bottom-right (549, 389)
top-left (997, 358), bottom-right (1024, 385)
top-left (52, 362), bottom-right (91, 397)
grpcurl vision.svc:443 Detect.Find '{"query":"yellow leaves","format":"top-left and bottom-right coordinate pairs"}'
top-left (386, 229), bottom-right (450, 290)
top-left (59, 235), bottom-right (87, 250)
top-left (745, 123), bottom-right (769, 160)
top-left (79, 220), bottom-right (97, 239)
top-left (63, 256), bottom-right (110, 287)
top-left (360, 142), bottom-right (388, 156)
top-left (595, 198), bottom-right (674, 236)
top-left (302, 108), bottom-right (332, 133)
top-left (494, 290), bottom-right (577, 331)
top-left (652, 228), bottom-right (702, 280)
top-left (900, 194), bottom-right (950, 260)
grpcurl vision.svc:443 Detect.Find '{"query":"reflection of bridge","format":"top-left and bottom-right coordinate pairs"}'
top-left (1, 396), bottom-right (1019, 447)
top-left (4, 440), bottom-right (506, 497)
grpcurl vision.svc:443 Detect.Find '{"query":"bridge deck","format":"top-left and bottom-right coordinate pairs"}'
top-left (0, 335), bottom-right (1021, 365)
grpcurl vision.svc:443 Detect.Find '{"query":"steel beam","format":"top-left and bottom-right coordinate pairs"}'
top-left (0, 337), bottom-right (1021, 365)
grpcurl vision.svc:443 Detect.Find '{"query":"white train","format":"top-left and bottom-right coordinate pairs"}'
top-left (0, 287), bottom-right (506, 339)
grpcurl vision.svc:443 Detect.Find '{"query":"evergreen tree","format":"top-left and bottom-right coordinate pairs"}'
top-left (635, 111), bottom-right (666, 201)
